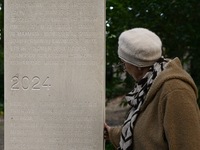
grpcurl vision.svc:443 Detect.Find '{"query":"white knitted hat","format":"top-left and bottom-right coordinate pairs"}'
top-left (118, 28), bottom-right (162, 67)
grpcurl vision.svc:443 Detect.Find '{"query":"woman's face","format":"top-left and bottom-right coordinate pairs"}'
top-left (121, 60), bottom-right (139, 81)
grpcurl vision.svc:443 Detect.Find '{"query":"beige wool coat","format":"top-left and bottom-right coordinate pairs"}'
top-left (109, 58), bottom-right (200, 150)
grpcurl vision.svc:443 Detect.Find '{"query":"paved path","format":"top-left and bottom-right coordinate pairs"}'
top-left (106, 95), bottom-right (130, 126)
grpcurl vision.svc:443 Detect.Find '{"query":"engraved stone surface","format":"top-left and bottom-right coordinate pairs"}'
top-left (5, 0), bottom-right (105, 149)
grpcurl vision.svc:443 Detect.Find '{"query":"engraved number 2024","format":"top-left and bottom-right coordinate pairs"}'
top-left (11, 76), bottom-right (51, 90)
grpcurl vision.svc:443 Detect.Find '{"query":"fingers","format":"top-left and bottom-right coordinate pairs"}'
top-left (104, 123), bottom-right (110, 132)
top-left (104, 123), bottom-right (110, 140)
top-left (104, 132), bottom-right (110, 140)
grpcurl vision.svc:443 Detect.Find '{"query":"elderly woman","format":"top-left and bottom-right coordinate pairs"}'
top-left (104, 28), bottom-right (200, 150)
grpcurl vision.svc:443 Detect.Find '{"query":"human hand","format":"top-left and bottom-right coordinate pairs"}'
top-left (104, 123), bottom-right (111, 140)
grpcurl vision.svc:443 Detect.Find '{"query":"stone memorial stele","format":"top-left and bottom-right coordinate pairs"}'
top-left (5, 0), bottom-right (105, 149)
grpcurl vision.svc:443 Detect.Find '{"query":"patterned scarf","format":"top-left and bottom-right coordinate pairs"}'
top-left (117, 57), bottom-right (169, 150)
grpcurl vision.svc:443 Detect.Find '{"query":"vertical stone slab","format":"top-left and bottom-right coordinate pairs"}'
top-left (5, 0), bottom-right (105, 150)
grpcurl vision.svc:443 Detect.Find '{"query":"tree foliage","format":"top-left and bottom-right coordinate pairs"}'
top-left (106, 0), bottom-right (200, 106)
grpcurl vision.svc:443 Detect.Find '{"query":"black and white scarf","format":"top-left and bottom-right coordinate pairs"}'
top-left (118, 57), bottom-right (169, 150)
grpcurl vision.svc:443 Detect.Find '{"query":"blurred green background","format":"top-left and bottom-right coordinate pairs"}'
top-left (105, 0), bottom-right (200, 107)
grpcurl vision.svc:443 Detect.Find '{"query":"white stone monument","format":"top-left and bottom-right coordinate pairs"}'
top-left (5, 0), bottom-right (105, 150)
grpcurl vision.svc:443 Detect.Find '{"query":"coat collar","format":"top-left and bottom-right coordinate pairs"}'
top-left (140, 57), bottom-right (198, 112)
